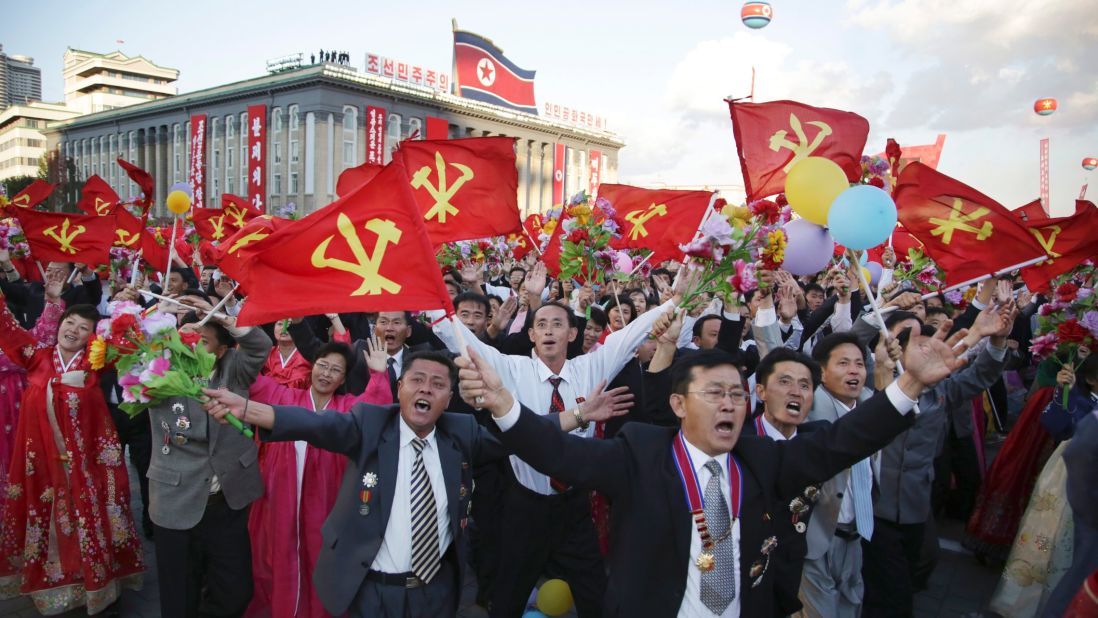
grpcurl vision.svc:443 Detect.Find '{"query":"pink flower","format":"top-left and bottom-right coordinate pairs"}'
top-left (1029, 333), bottom-right (1059, 360)
top-left (149, 356), bottom-right (171, 376)
top-left (680, 239), bottom-right (715, 260)
top-left (729, 259), bottom-right (758, 295)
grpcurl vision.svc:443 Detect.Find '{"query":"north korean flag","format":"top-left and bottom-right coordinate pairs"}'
top-left (453, 30), bottom-right (537, 115)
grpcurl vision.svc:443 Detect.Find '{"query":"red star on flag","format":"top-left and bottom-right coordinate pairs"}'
top-left (479, 62), bottom-right (493, 81)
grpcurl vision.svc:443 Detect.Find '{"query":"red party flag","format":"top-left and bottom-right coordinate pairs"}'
top-left (895, 163), bottom-right (1046, 285)
top-left (222, 160), bottom-right (453, 326)
top-left (394, 137), bottom-right (521, 244)
top-left (1020, 201), bottom-right (1098, 293)
top-left (539, 215), bottom-right (567, 277)
top-left (336, 161), bottom-right (384, 198)
top-left (728, 99), bottom-right (870, 201)
top-left (192, 207), bottom-right (238, 243)
top-left (116, 158), bottom-right (154, 213)
top-left (5, 180), bottom-right (55, 210)
top-left (602, 184), bottom-right (714, 264)
top-left (113, 208), bottom-right (145, 249)
top-left (76, 175), bottom-right (120, 216)
top-left (14, 209), bottom-right (116, 266)
top-left (221, 194), bottom-right (261, 227)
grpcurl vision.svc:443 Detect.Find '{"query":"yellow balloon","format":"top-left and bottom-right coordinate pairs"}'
top-left (166, 190), bottom-right (192, 214)
top-left (784, 157), bottom-right (848, 226)
top-left (861, 267), bottom-right (872, 284)
top-left (536, 579), bottom-right (574, 617)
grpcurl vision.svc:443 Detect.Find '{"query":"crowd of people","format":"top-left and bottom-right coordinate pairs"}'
top-left (0, 241), bottom-right (1095, 618)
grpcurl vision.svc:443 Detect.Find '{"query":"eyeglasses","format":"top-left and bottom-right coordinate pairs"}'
top-left (688, 389), bottom-right (749, 404)
top-left (313, 362), bottom-right (345, 376)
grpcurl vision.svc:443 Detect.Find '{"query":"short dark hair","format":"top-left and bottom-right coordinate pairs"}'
top-left (1076, 354), bottom-right (1098, 391)
top-left (651, 267), bottom-right (672, 281)
top-left (452, 292), bottom-right (490, 316)
top-left (180, 311), bottom-right (236, 348)
top-left (60, 304), bottom-right (100, 325)
top-left (586, 305), bottom-right (608, 329)
top-left (314, 342), bottom-right (354, 371)
top-left (604, 296), bottom-right (636, 321)
top-left (377, 311), bottom-right (413, 324)
top-left (924, 305), bottom-right (949, 319)
top-left (401, 350), bottom-right (458, 386)
top-left (756, 348), bottom-right (822, 389)
top-left (811, 332), bottom-right (866, 366)
top-left (509, 266), bottom-right (527, 278)
top-left (670, 350), bottom-right (743, 395)
top-left (692, 314), bottom-right (722, 338)
top-left (804, 282), bottom-right (825, 297)
top-left (531, 301), bottom-right (577, 328)
top-left (885, 310), bottom-right (922, 331)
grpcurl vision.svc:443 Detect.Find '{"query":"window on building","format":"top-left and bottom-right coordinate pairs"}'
top-left (288, 105), bottom-right (299, 131)
top-left (406, 117), bottom-right (423, 141)
top-left (290, 139), bottom-right (299, 164)
top-left (108, 134), bottom-right (116, 186)
top-left (386, 114), bottom-right (402, 163)
top-left (211, 117), bottom-right (220, 141)
top-left (342, 105), bottom-right (357, 167)
top-left (172, 124), bottom-right (181, 182)
top-left (128, 132), bottom-right (137, 195)
top-left (289, 172), bottom-right (299, 194)
top-left (226, 115), bottom-right (235, 140)
top-left (240, 112), bottom-right (248, 195)
top-left (213, 146), bottom-right (220, 169)
top-left (272, 107), bottom-right (283, 133)
top-left (273, 173), bottom-right (282, 195)
top-left (226, 145), bottom-right (233, 170)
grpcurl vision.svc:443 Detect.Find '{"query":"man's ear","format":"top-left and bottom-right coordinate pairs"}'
top-left (567, 326), bottom-right (578, 343)
top-left (670, 393), bottom-right (687, 420)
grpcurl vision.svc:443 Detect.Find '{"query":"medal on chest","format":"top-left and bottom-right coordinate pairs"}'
top-left (671, 432), bottom-right (742, 572)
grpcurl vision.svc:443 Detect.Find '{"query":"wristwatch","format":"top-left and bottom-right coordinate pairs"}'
top-left (571, 408), bottom-right (589, 431)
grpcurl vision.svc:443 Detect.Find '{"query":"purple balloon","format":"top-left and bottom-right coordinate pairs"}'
top-left (866, 261), bottom-right (883, 286)
top-left (782, 219), bottom-right (834, 276)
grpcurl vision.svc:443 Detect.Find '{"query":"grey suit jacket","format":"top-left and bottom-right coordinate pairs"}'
top-left (804, 385), bottom-right (875, 560)
top-left (146, 327), bottom-right (271, 530)
top-left (261, 403), bottom-right (506, 616)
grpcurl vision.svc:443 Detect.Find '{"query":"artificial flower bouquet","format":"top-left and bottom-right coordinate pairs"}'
top-left (1030, 264), bottom-right (1098, 406)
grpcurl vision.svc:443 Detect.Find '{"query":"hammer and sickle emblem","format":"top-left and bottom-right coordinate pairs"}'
top-left (43, 219), bottom-right (86, 255)
top-left (310, 213), bottom-right (403, 296)
top-left (210, 215), bottom-right (227, 240)
top-left (227, 230), bottom-right (270, 255)
top-left (1029, 225), bottom-right (1062, 261)
top-left (768, 114), bottom-right (833, 173)
top-left (115, 228), bottom-right (140, 247)
top-left (624, 203), bottom-right (668, 240)
top-left (928, 198), bottom-right (993, 245)
top-left (410, 152), bottom-right (474, 223)
top-left (94, 197), bottom-right (114, 216)
top-left (225, 205), bottom-right (249, 228)
top-left (12, 194), bottom-right (30, 207)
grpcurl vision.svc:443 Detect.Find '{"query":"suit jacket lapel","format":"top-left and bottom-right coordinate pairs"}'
top-left (436, 427), bottom-right (462, 537)
top-left (661, 440), bottom-right (693, 577)
top-left (377, 411), bottom-right (400, 536)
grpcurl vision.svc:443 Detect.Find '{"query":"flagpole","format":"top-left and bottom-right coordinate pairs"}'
top-left (522, 226), bottom-right (543, 256)
top-left (195, 284), bottom-right (240, 327)
top-left (139, 289), bottom-right (229, 320)
top-left (449, 315), bottom-right (483, 406)
top-left (628, 250), bottom-right (655, 276)
top-left (129, 250), bottom-right (143, 287)
top-left (34, 261), bottom-right (46, 281)
top-left (919, 255), bottom-right (1047, 301)
top-left (162, 218), bottom-right (179, 291)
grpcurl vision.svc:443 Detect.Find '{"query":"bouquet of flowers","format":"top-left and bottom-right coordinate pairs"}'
top-left (859, 155), bottom-right (893, 190)
top-left (436, 237), bottom-right (511, 271)
top-left (0, 217), bottom-right (31, 259)
top-left (892, 249), bottom-right (945, 294)
top-left (1031, 265), bottom-right (1098, 405)
top-left (87, 301), bottom-right (233, 427)
top-left (557, 192), bottom-right (623, 284)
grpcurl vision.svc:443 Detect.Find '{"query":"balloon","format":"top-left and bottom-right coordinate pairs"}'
top-left (536, 579), bottom-right (574, 616)
top-left (781, 219), bottom-right (833, 276)
top-left (168, 181), bottom-right (193, 198)
top-left (861, 267), bottom-right (872, 286)
top-left (866, 261), bottom-right (883, 286)
top-left (166, 190), bottom-right (192, 214)
top-left (1083, 157), bottom-right (1098, 172)
top-left (827, 185), bottom-right (897, 251)
top-left (741, 1), bottom-right (772, 28)
top-left (784, 157), bottom-right (848, 226)
top-left (522, 612), bottom-right (549, 618)
top-left (614, 251), bottom-right (634, 273)
top-left (1034, 98), bottom-right (1057, 116)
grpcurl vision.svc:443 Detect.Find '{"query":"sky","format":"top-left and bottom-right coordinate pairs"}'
top-left (7, 0), bottom-right (1098, 217)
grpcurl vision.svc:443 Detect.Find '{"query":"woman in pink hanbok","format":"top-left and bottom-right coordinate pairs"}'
top-left (245, 336), bottom-right (392, 617)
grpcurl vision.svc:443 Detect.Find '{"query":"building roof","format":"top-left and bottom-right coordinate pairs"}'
top-left (48, 64), bottom-right (624, 148)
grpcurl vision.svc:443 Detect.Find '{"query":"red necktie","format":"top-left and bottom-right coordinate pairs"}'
top-left (547, 377), bottom-right (570, 493)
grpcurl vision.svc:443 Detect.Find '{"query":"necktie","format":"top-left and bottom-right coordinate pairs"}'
top-left (409, 437), bottom-right (441, 583)
top-left (850, 459), bottom-right (874, 540)
top-left (701, 459), bottom-right (736, 613)
top-left (386, 357), bottom-right (398, 400)
top-left (547, 377), bottom-right (570, 493)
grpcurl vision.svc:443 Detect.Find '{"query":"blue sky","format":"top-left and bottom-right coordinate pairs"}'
top-left (8, 0), bottom-right (1097, 216)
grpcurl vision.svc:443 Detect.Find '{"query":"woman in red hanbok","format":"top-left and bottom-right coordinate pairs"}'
top-left (261, 315), bottom-right (351, 390)
top-left (0, 298), bottom-right (65, 492)
top-left (245, 336), bottom-right (391, 618)
top-left (0, 297), bottom-right (143, 615)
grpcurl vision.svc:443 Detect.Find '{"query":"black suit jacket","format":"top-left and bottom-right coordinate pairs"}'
top-left (495, 389), bottom-right (913, 617)
top-left (261, 403), bottom-right (507, 616)
top-left (1, 276), bottom-right (102, 327)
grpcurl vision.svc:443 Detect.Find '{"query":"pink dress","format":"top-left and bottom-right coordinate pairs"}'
top-left (0, 301), bottom-right (64, 493)
top-left (244, 370), bottom-right (391, 618)
top-left (260, 347), bottom-right (313, 390)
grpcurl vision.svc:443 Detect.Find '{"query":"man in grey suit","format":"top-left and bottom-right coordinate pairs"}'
top-left (147, 307), bottom-right (270, 618)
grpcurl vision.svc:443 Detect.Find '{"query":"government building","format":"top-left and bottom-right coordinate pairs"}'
top-left (45, 58), bottom-right (624, 218)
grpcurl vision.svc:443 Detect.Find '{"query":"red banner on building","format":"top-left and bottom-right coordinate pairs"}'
top-left (589, 149), bottom-right (602, 197)
top-left (247, 104), bottom-right (267, 213)
top-left (1039, 138), bottom-right (1050, 215)
top-left (366, 106), bottom-right (387, 165)
top-left (426, 116), bottom-right (449, 141)
top-left (189, 114), bottom-right (207, 207)
top-left (552, 143), bottom-right (565, 206)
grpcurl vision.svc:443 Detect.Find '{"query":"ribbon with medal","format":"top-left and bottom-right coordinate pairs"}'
top-left (671, 431), bottom-right (743, 572)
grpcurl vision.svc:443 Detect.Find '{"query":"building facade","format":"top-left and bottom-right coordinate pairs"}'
top-left (62, 48), bottom-right (179, 115)
top-left (45, 63), bottom-right (623, 218)
top-left (0, 102), bottom-right (79, 179)
top-left (0, 44), bottom-right (42, 109)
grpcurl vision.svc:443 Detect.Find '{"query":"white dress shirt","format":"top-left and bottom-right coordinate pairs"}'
top-left (432, 299), bottom-right (676, 495)
top-left (370, 417), bottom-right (451, 574)
top-left (387, 347), bottom-right (405, 379)
top-left (759, 415), bottom-right (797, 441)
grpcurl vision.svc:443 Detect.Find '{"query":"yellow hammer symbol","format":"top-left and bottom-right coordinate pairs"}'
top-left (768, 113), bottom-right (833, 173)
top-left (311, 213), bottom-right (403, 296)
top-left (928, 199), bottom-right (993, 245)
top-left (624, 203), bottom-right (668, 240)
top-left (43, 219), bottom-right (87, 255)
top-left (410, 152), bottom-right (474, 223)
top-left (1029, 225), bottom-right (1062, 260)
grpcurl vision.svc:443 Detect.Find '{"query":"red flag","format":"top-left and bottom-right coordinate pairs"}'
top-left (336, 161), bottom-right (384, 198)
top-left (728, 100), bottom-right (870, 201)
top-left (76, 175), bottom-right (120, 216)
top-left (14, 209), bottom-right (116, 266)
top-left (1020, 201), bottom-right (1098, 292)
top-left (209, 215), bottom-right (290, 273)
top-left (1011, 197), bottom-right (1091, 225)
top-left (221, 161), bottom-right (454, 326)
top-left (113, 208), bottom-right (145, 249)
top-left (116, 158), bottom-right (154, 212)
top-left (5, 180), bottom-right (54, 210)
top-left (394, 137), bottom-right (521, 243)
top-left (540, 215), bottom-right (566, 277)
top-left (602, 184), bottom-right (713, 264)
top-left (192, 207), bottom-right (237, 243)
top-left (895, 163), bottom-right (1046, 285)
top-left (452, 29), bottom-right (538, 115)
top-left (221, 194), bottom-right (259, 228)
top-left (140, 220), bottom-right (191, 273)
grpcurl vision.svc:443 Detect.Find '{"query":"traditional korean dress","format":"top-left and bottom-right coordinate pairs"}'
top-left (260, 346), bottom-right (313, 390)
top-left (0, 304), bottom-right (143, 615)
top-left (244, 370), bottom-right (391, 618)
top-left (0, 300), bottom-right (64, 492)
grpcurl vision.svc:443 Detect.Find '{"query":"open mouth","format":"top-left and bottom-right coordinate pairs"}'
top-left (62, 333), bottom-right (78, 344)
top-left (414, 399), bottom-right (431, 413)
top-left (785, 401), bottom-right (803, 416)
top-left (715, 420), bottom-right (735, 435)
top-left (845, 379), bottom-right (861, 389)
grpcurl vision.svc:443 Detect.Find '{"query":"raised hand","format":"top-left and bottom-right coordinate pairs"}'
top-left (578, 379), bottom-right (634, 422)
top-left (493, 295), bottom-right (518, 331)
top-left (881, 246), bottom-right (897, 269)
top-left (898, 327), bottom-right (970, 394)
top-left (456, 348), bottom-right (512, 415)
top-left (364, 335), bottom-right (388, 373)
top-left (778, 285), bottom-right (798, 321)
top-left (525, 261), bottom-right (548, 299)
top-left (1056, 367), bottom-right (1075, 388)
top-left (995, 279), bottom-right (1013, 305)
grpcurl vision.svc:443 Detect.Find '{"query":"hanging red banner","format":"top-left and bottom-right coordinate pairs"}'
top-left (552, 143), bottom-right (565, 206)
top-left (189, 114), bottom-right (207, 207)
top-left (589, 149), bottom-right (602, 197)
top-left (247, 104), bottom-right (267, 213)
top-left (366, 105), bottom-right (387, 165)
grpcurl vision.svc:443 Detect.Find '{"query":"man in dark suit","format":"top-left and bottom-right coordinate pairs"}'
top-left (455, 327), bottom-right (969, 617)
top-left (0, 257), bottom-right (102, 328)
top-left (204, 350), bottom-right (593, 617)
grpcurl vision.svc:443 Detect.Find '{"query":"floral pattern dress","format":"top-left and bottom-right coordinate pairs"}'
top-left (1, 301), bottom-right (64, 493)
top-left (0, 305), bottom-right (144, 615)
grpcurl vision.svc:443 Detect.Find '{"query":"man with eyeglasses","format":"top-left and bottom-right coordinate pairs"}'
top-left (456, 325), bottom-right (971, 617)
top-left (0, 250), bottom-right (103, 327)
top-left (429, 275), bottom-right (686, 617)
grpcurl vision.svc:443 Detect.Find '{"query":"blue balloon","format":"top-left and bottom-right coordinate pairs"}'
top-left (866, 261), bottom-right (883, 286)
top-left (523, 612), bottom-right (549, 618)
top-left (827, 186), bottom-right (897, 251)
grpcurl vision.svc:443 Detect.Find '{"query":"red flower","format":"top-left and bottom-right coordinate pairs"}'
top-left (111, 313), bottom-right (137, 338)
top-left (179, 331), bottom-right (202, 346)
top-left (748, 200), bottom-right (781, 225)
top-left (1057, 318), bottom-right (1091, 344)
top-left (868, 177), bottom-right (886, 189)
top-left (775, 193), bottom-right (788, 207)
top-left (1056, 282), bottom-right (1078, 303)
top-left (567, 229), bottom-right (589, 244)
